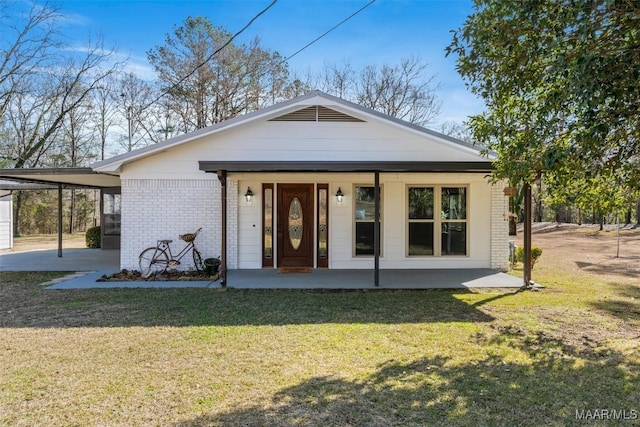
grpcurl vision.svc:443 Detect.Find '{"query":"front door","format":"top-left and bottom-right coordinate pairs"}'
top-left (277, 184), bottom-right (314, 267)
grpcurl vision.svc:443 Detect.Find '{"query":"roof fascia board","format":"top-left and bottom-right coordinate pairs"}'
top-left (199, 161), bottom-right (494, 173)
top-left (0, 167), bottom-right (94, 176)
top-left (0, 179), bottom-right (57, 190)
top-left (0, 167), bottom-right (121, 188)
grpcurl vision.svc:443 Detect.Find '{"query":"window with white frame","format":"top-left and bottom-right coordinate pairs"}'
top-left (408, 187), bottom-right (435, 255)
top-left (354, 185), bottom-right (382, 256)
top-left (407, 186), bottom-right (468, 256)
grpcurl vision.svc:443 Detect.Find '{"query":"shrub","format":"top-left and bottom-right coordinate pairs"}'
top-left (515, 245), bottom-right (542, 269)
top-left (86, 226), bottom-right (101, 248)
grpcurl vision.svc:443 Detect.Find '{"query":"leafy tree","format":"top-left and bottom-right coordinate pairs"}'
top-left (543, 166), bottom-right (638, 230)
top-left (147, 16), bottom-right (290, 130)
top-left (447, 0), bottom-right (640, 190)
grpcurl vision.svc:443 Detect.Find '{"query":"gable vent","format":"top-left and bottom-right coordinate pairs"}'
top-left (270, 105), bottom-right (364, 122)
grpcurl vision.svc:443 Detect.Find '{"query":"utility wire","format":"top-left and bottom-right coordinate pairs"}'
top-left (142, 0), bottom-right (278, 111)
top-left (284, 0), bottom-right (376, 62)
top-left (140, 0), bottom-right (375, 119)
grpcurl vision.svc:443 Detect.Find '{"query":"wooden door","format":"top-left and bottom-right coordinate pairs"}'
top-left (277, 184), bottom-right (314, 267)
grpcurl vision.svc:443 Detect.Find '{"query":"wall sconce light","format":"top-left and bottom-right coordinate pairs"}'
top-left (244, 187), bottom-right (254, 203)
top-left (335, 187), bottom-right (344, 203)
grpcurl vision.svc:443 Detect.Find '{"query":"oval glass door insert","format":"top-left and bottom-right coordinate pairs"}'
top-left (288, 197), bottom-right (303, 250)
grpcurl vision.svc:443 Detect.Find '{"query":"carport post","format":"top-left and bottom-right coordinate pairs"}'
top-left (57, 184), bottom-right (63, 257)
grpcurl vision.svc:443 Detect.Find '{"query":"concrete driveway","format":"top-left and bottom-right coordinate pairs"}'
top-left (0, 248), bottom-right (219, 289)
top-left (0, 248), bottom-right (119, 272)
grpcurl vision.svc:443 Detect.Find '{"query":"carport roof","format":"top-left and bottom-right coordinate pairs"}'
top-left (0, 167), bottom-right (120, 189)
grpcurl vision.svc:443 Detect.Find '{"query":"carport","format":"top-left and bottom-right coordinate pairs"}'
top-left (0, 168), bottom-right (121, 256)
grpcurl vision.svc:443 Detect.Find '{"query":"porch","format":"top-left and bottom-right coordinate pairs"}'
top-left (227, 268), bottom-right (521, 289)
top-left (1, 247), bottom-right (521, 289)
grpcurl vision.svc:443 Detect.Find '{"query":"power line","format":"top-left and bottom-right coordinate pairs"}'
top-left (142, 0), bottom-right (278, 111)
top-left (139, 0), bottom-right (376, 121)
top-left (208, 0), bottom-right (377, 98)
top-left (177, 0), bottom-right (278, 87)
top-left (284, 0), bottom-right (376, 62)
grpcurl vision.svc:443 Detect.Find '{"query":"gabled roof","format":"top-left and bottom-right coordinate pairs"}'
top-left (92, 90), bottom-right (490, 174)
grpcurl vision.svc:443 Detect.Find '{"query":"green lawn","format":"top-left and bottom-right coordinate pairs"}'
top-left (0, 269), bottom-right (638, 426)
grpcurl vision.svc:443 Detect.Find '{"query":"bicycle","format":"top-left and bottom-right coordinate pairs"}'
top-left (138, 227), bottom-right (204, 278)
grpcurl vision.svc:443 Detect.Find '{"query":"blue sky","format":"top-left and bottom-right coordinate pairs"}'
top-left (54, 0), bottom-right (481, 127)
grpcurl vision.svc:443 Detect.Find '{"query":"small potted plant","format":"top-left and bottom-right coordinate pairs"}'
top-left (203, 257), bottom-right (221, 276)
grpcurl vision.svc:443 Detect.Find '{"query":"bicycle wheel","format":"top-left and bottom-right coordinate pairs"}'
top-left (192, 248), bottom-right (204, 272)
top-left (139, 247), bottom-right (170, 277)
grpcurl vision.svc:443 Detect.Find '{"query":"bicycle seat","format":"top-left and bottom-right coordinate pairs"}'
top-left (158, 239), bottom-right (173, 244)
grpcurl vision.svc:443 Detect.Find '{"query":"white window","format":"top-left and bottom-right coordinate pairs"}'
top-left (408, 187), bottom-right (435, 255)
top-left (407, 186), bottom-right (468, 256)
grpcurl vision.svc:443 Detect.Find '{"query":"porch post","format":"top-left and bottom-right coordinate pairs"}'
top-left (374, 171), bottom-right (380, 287)
top-left (217, 170), bottom-right (227, 287)
top-left (57, 184), bottom-right (63, 258)
top-left (523, 182), bottom-right (532, 288)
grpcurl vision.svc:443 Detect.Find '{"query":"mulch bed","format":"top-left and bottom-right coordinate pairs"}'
top-left (97, 269), bottom-right (220, 282)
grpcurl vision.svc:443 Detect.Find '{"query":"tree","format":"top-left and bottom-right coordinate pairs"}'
top-left (317, 61), bottom-right (355, 99)
top-left (146, 96), bottom-right (180, 143)
top-left (91, 76), bottom-right (120, 160)
top-left (0, 1), bottom-right (60, 121)
top-left (1, 2), bottom-right (121, 235)
top-left (317, 57), bottom-right (441, 126)
top-left (543, 165), bottom-right (638, 230)
top-left (448, 0), bottom-right (640, 190)
top-left (357, 57), bottom-right (441, 126)
top-left (439, 121), bottom-right (473, 143)
top-left (117, 72), bottom-right (156, 151)
top-left (147, 16), bottom-right (290, 130)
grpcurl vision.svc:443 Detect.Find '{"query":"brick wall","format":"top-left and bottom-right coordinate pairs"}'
top-left (490, 181), bottom-right (510, 271)
top-left (120, 178), bottom-right (238, 271)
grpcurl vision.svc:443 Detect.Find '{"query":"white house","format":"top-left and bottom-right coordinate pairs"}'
top-left (91, 91), bottom-right (510, 285)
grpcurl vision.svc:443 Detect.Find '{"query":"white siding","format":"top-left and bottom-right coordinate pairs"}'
top-left (234, 173), bottom-right (505, 270)
top-left (119, 120), bottom-right (486, 180)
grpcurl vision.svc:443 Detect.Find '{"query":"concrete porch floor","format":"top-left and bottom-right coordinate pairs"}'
top-left (1, 248), bottom-right (522, 289)
top-left (227, 268), bottom-right (522, 289)
top-left (45, 268), bottom-right (521, 290)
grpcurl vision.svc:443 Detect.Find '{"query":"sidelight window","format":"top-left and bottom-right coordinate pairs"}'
top-left (354, 185), bottom-right (382, 256)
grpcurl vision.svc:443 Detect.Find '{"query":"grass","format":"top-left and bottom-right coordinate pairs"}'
top-left (10, 233), bottom-right (87, 251)
top-left (1, 269), bottom-right (639, 426)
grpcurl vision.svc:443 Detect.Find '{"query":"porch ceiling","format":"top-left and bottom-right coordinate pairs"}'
top-left (0, 167), bottom-right (120, 189)
top-left (199, 161), bottom-right (494, 173)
